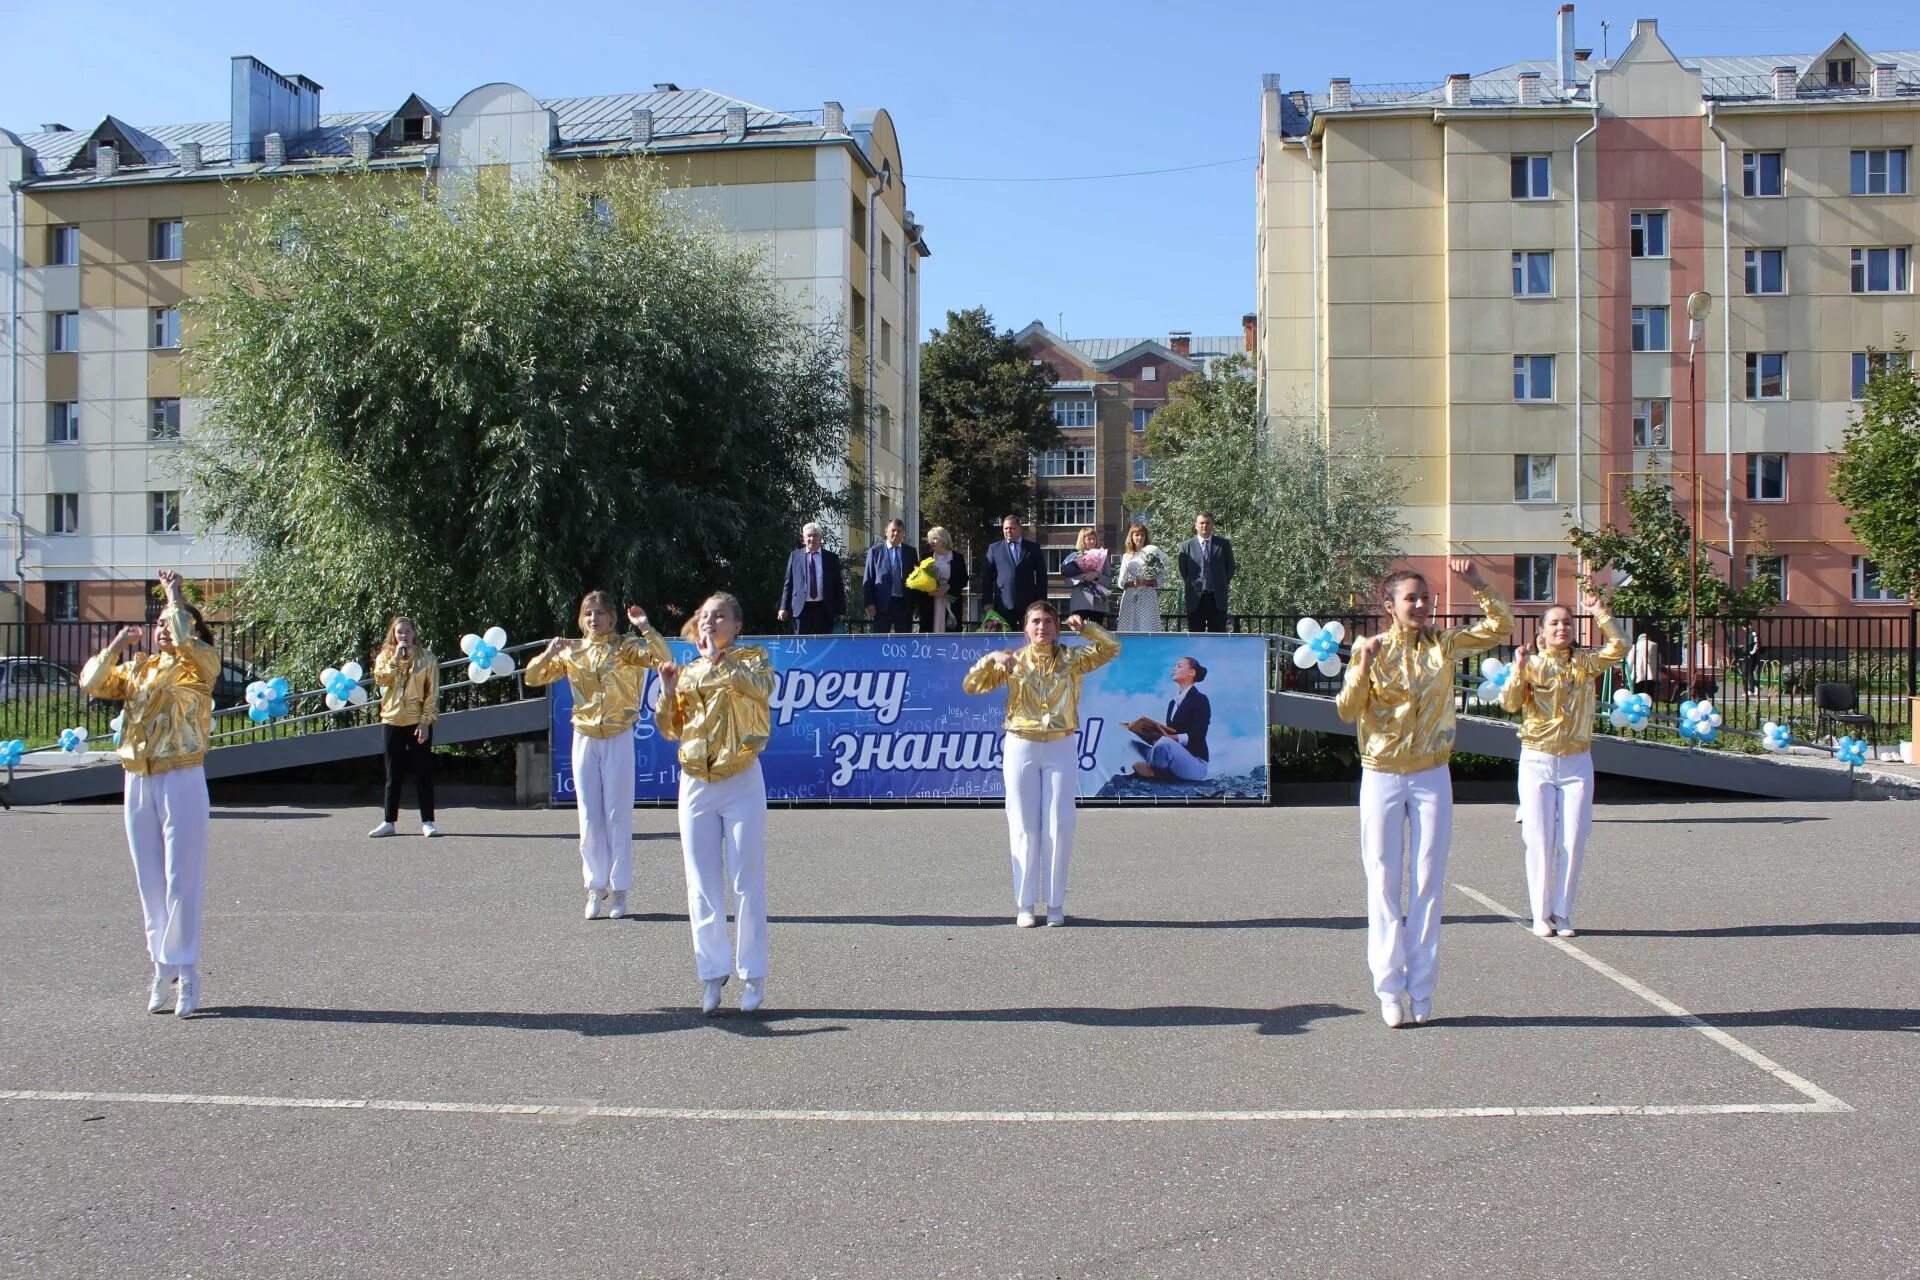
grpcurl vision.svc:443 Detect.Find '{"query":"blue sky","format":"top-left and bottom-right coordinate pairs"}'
top-left (6, 1), bottom-right (1913, 343)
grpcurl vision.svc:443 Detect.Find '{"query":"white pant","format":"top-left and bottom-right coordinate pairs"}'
top-left (123, 766), bottom-right (210, 970)
top-left (572, 732), bottom-right (635, 892)
top-left (1002, 734), bottom-right (1079, 912)
top-left (1518, 748), bottom-right (1595, 927)
top-left (1358, 764), bottom-right (1454, 1003)
top-left (678, 761), bottom-right (769, 982)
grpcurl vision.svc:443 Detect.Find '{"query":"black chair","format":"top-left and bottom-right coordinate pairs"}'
top-left (1814, 682), bottom-right (1877, 752)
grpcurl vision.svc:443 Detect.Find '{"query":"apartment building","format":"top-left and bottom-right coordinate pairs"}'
top-left (1013, 321), bottom-right (1254, 589)
top-left (1258, 7), bottom-right (1919, 616)
top-left (0, 57), bottom-right (927, 622)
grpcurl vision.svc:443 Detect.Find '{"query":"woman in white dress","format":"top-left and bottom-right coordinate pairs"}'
top-left (1115, 522), bottom-right (1165, 633)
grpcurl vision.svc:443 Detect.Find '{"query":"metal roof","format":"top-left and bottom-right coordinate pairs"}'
top-left (1069, 335), bottom-right (1246, 363)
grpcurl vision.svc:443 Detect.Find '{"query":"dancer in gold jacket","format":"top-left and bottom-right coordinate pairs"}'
top-left (1499, 589), bottom-right (1627, 938)
top-left (79, 569), bottom-right (220, 1017)
top-left (367, 616), bottom-right (440, 839)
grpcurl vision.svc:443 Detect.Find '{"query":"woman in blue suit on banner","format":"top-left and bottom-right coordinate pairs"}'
top-left (963, 600), bottom-right (1120, 927)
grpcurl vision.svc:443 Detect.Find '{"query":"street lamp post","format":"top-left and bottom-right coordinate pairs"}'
top-left (1685, 290), bottom-right (1713, 701)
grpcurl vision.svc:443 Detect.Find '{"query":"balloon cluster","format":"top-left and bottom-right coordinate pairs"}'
top-left (1678, 699), bottom-right (1722, 743)
top-left (1292, 619), bottom-right (1346, 677)
top-left (59, 726), bottom-right (91, 753)
top-left (1833, 736), bottom-right (1870, 768)
top-left (0, 739), bottom-right (24, 768)
top-left (1609, 689), bottom-right (1653, 730)
top-left (1761, 721), bottom-right (1793, 751)
top-left (461, 627), bottom-right (516, 683)
top-left (1475, 657), bottom-right (1511, 704)
top-left (110, 712), bottom-right (125, 747)
top-left (245, 677), bottom-right (293, 723)
top-left (320, 662), bottom-right (369, 712)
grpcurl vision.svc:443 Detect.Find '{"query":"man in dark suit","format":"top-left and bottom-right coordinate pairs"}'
top-left (1178, 511), bottom-right (1235, 633)
top-left (862, 518), bottom-right (920, 634)
top-left (979, 513), bottom-right (1045, 629)
top-left (1134, 656), bottom-right (1212, 782)
top-left (777, 521), bottom-right (845, 635)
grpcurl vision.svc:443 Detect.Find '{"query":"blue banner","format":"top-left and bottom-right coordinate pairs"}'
top-left (548, 633), bottom-right (1269, 804)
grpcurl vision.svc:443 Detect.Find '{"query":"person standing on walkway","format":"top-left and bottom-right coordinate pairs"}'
top-left (1177, 512), bottom-right (1234, 633)
top-left (963, 600), bottom-right (1120, 927)
top-left (367, 616), bottom-right (440, 839)
top-left (1500, 589), bottom-right (1627, 939)
top-left (526, 593), bottom-right (671, 921)
top-left (655, 592), bottom-right (777, 1015)
top-left (1337, 558), bottom-right (1511, 1029)
top-left (81, 569), bottom-right (219, 1017)
top-left (777, 522), bottom-right (845, 636)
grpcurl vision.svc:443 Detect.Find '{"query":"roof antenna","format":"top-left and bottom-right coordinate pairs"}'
top-left (1057, 311), bottom-right (1064, 336)
top-left (1600, 19), bottom-right (1611, 63)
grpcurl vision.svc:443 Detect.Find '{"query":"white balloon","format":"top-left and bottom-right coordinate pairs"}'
top-left (469, 661), bottom-right (492, 684)
top-left (320, 666), bottom-right (341, 686)
top-left (1297, 617), bottom-right (1323, 642)
top-left (1291, 646), bottom-right (1316, 669)
top-left (489, 652), bottom-right (516, 677)
top-left (483, 626), bottom-right (508, 650)
top-left (325, 693), bottom-right (347, 711)
top-left (341, 661), bottom-right (364, 683)
top-left (1708, 713), bottom-right (1723, 727)
top-left (348, 686), bottom-right (368, 706)
top-left (460, 633), bottom-right (482, 657)
top-left (1317, 656), bottom-right (1344, 678)
top-left (1613, 689), bottom-right (1632, 707)
top-left (1322, 620), bottom-right (1345, 644)
top-left (1609, 709), bottom-right (1630, 728)
top-left (1481, 657), bottom-right (1505, 678)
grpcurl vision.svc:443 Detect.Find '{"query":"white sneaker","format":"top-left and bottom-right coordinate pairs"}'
top-left (583, 889), bottom-right (606, 920)
top-left (174, 968), bottom-right (200, 1017)
top-left (1531, 920), bottom-right (1554, 938)
top-left (1015, 911), bottom-right (1037, 928)
top-left (421, 822), bottom-right (439, 838)
top-left (701, 977), bottom-right (727, 1015)
top-left (147, 966), bottom-right (174, 1014)
top-left (607, 890), bottom-right (628, 919)
top-left (1381, 998), bottom-right (1407, 1028)
top-left (1410, 998), bottom-right (1433, 1025)
top-left (367, 821), bottom-right (396, 838)
top-left (740, 978), bottom-right (765, 1013)
top-left (1045, 912), bottom-right (1066, 927)
top-left (1554, 919), bottom-right (1577, 938)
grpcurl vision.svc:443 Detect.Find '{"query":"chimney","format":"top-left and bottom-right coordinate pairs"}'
top-left (631, 108), bottom-right (653, 145)
top-left (1773, 66), bottom-right (1798, 101)
top-left (1445, 73), bottom-right (1472, 107)
top-left (823, 100), bottom-right (845, 133)
top-left (1557, 5), bottom-right (1576, 90)
top-left (724, 106), bottom-right (747, 143)
top-left (1242, 313), bottom-right (1257, 355)
top-left (1518, 72), bottom-right (1542, 105)
top-left (230, 56), bottom-right (322, 162)
top-left (40, 122), bottom-right (71, 132)
top-left (1872, 64), bottom-right (1898, 99)
top-left (177, 141), bottom-right (202, 171)
top-left (264, 131), bottom-right (286, 167)
top-left (349, 128), bottom-right (374, 163)
top-left (96, 142), bottom-right (118, 177)
top-left (1574, 48), bottom-right (1592, 63)
top-left (1329, 78), bottom-right (1351, 110)
top-left (1169, 330), bottom-right (1192, 357)
top-left (1632, 17), bottom-right (1658, 40)
top-left (652, 82), bottom-right (680, 92)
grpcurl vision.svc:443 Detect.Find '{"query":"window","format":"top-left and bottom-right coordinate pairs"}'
top-left (1742, 151), bottom-right (1784, 197)
top-left (880, 318), bottom-right (893, 366)
top-left (49, 311), bottom-right (78, 353)
top-left (1629, 210), bottom-right (1669, 258)
top-left (876, 404), bottom-right (892, 452)
top-left (587, 194), bottom-right (613, 225)
top-left (1827, 58), bottom-right (1855, 86)
top-left (1139, 365), bottom-right (1157, 382)
top-left (1632, 399), bottom-right (1671, 448)
top-left (1511, 251), bottom-right (1553, 297)
top-left (880, 234), bottom-right (894, 282)
top-left (47, 493), bottom-right (78, 535)
top-left (150, 307), bottom-right (181, 349)
top-left (1513, 354), bottom-right (1554, 402)
top-left (150, 490), bottom-right (182, 534)
top-left (1744, 248), bottom-right (1786, 295)
top-left (850, 194), bottom-right (867, 249)
top-left (1852, 556), bottom-right (1905, 602)
top-left (1745, 352), bottom-right (1787, 400)
top-left (1034, 448), bottom-right (1096, 477)
top-left (1510, 154), bottom-right (1551, 199)
top-left (1514, 454), bottom-right (1556, 503)
top-left (1041, 498), bottom-right (1097, 526)
top-left (1131, 407), bottom-right (1155, 433)
top-left (47, 401), bottom-right (79, 444)
top-left (1514, 554), bottom-right (1556, 603)
top-left (1851, 350), bottom-right (1913, 399)
top-left (48, 581), bottom-right (80, 622)
top-left (1850, 149), bottom-right (1910, 196)
top-left (149, 397), bottom-right (182, 440)
top-left (1133, 457), bottom-right (1151, 484)
top-left (150, 219), bottom-right (183, 262)
top-left (1747, 555), bottom-right (1788, 602)
top-left (403, 114), bottom-right (431, 143)
top-left (849, 289), bottom-right (865, 342)
top-left (1051, 399), bottom-right (1095, 428)
top-left (1043, 547), bottom-right (1075, 575)
top-left (1850, 247), bottom-right (1910, 294)
top-left (48, 224), bottom-right (79, 266)
top-left (1746, 453), bottom-right (1787, 501)
top-left (1630, 306), bottom-right (1669, 352)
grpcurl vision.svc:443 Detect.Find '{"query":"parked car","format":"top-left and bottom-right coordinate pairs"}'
top-left (0, 657), bottom-right (82, 703)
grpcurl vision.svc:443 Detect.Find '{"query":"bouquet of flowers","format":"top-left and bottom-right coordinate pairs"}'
top-left (1074, 547), bottom-right (1110, 579)
top-left (1126, 545), bottom-right (1169, 588)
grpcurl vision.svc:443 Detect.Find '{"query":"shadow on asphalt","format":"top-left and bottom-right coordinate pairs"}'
top-left (442, 832), bottom-right (680, 841)
top-left (1579, 922), bottom-right (1920, 938)
top-left (209, 810), bottom-right (329, 821)
top-left (1594, 815), bottom-right (1830, 825)
top-left (762, 914), bottom-right (1510, 930)
top-left (1440, 1007), bottom-right (1918, 1032)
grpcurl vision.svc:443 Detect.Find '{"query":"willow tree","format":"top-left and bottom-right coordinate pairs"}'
top-left (183, 165), bottom-right (850, 677)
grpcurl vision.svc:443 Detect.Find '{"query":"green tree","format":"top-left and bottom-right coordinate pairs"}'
top-left (1139, 360), bottom-right (1409, 615)
top-left (183, 166), bottom-right (850, 679)
top-left (918, 308), bottom-right (1061, 558)
top-left (1568, 481), bottom-right (1778, 619)
top-left (1830, 341), bottom-right (1920, 604)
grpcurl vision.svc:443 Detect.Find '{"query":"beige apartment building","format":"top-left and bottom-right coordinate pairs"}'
top-left (0, 57), bottom-right (926, 623)
top-left (1258, 8), bottom-right (1919, 617)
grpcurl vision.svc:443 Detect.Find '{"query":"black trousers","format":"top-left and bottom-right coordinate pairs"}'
top-left (383, 723), bottom-right (435, 822)
top-left (794, 601), bottom-right (836, 635)
top-left (871, 598), bottom-right (914, 634)
top-left (1186, 593), bottom-right (1228, 633)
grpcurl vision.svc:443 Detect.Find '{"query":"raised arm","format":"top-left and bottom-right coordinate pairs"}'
top-left (1576, 593), bottom-right (1629, 681)
top-left (1439, 559), bottom-right (1513, 658)
top-left (80, 627), bottom-right (144, 701)
top-left (962, 648), bottom-right (1015, 695)
top-left (524, 636), bottom-right (572, 687)
top-left (1498, 642), bottom-right (1531, 714)
top-left (1066, 619), bottom-right (1121, 675)
top-left (1334, 634), bottom-right (1380, 723)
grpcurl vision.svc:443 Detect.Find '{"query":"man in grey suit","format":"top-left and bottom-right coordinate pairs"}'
top-left (1178, 511), bottom-right (1234, 633)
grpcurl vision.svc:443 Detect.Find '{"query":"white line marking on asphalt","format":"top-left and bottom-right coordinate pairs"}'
top-left (1452, 883), bottom-right (1853, 1114)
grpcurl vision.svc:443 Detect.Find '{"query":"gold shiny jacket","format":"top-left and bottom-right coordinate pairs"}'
top-left (373, 647), bottom-right (439, 728)
top-left (79, 603), bottom-right (220, 777)
top-left (962, 621), bottom-right (1121, 741)
top-left (655, 644), bottom-right (776, 782)
top-left (525, 627), bottom-right (672, 740)
top-left (1335, 589), bottom-right (1513, 774)
top-left (1498, 611), bottom-right (1629, 754)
